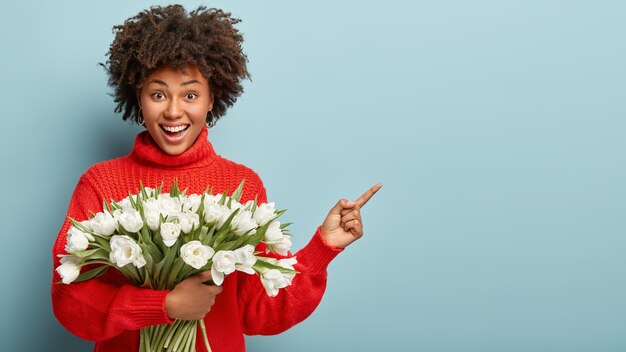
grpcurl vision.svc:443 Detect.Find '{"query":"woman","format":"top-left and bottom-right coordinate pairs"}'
top-left (51, 5), bottom-right (381, 351)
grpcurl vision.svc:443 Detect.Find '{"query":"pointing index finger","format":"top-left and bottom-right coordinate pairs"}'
top-left (355, 183), bottom-right (383, 208)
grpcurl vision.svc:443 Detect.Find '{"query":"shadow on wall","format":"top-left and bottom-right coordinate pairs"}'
top-left (91, 113), bottom-right (144, 162)
top-left (18, 253), bottom-right (93, 351)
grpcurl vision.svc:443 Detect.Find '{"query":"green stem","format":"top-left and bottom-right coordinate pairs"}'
top-left (151, 324), bottom-right (165, 350)
top-left (145, 326), bottom-right (152, 350)
top-left (155, 323), bottom-right (174, 350)
top-left (191, 325), bottom-right (197, 351)
top-left (164, 319), bottom-right (183, 349)
top-left (170, 320), bottom-right (192, 352)
top-left (139, 328), bottom-right (146, 352)
top-left (182, 321), bottom-right (196, 352)
top-left (180, 328), bottom-right (190, 352)
top-left (140, 325), bottom-right (158, 352)
top-left (199, 320), bottom-right (212, 352)
top-left (140, 319), bottom-right (203, 352)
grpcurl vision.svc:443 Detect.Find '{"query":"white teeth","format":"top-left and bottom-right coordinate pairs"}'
top-left (162, 125), bottom-right (189, 133)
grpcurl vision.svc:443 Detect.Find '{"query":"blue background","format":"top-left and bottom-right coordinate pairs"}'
top-left (1, 0), bottom-right (625, 351)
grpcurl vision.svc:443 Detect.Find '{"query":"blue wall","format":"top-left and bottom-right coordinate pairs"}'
top-left (1, 1), bottom-right (625, 351)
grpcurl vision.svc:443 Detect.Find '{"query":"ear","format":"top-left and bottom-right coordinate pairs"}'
top-left (208, 91), bottom-right (214, 111)
top-left (136, 92), bottom-right (142, 109)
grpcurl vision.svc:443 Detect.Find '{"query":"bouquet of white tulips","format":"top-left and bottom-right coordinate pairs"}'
top-left (56, 180), bottom-right (297, 352)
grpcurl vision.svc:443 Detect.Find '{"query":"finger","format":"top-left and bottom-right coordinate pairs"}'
top-left (207, 284), bottom-right (224, 294)
top-left (198, 271), bottom-right (212, 280)
top-left (343, 219), bottom-right (363, 238)
top-left (340, 207), bottom-right (360, 227)
top-left (328, 198), bottom-right (356, 216)
top-left (342, 218), bottom-right (360, 232)
top-left (340, 204), bottom-right (359, 217)
top-left (355, 183), bottom-right (383, 208)
top-left (198, 271), bottom-right (214, 285)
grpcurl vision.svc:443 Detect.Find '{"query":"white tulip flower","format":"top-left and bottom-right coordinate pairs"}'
top-left (109, 235), bottom-right (145, 268)
top-left (180, 241), bottom-right (214, 270)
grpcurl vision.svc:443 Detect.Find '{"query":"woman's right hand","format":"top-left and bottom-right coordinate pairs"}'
top-left (164, 271), bottom-right (223, 320)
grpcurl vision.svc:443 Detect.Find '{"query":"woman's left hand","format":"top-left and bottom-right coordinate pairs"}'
top-left (320, 183), bottom-right (382, 248)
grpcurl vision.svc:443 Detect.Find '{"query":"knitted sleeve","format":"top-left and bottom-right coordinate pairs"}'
top-left (236, 179), bottom-right (343, 335)
top-left (51, 173), bottom-right (172, 342)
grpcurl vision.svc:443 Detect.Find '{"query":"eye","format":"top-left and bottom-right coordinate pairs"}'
top-left (151, 92), bottom-right (165, 101)
top-left (185, 92), bottom-right (198, 100)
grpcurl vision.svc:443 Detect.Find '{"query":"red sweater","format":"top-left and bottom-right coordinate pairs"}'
top-left (51, 126), bottom-right (342, 352)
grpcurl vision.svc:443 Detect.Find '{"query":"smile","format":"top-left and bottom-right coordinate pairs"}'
top-left (160, 124), bottom-right (190, 134)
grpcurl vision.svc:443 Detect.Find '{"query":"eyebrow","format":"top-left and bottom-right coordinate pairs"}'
top-left (148, 79), bottom-right (203, 87)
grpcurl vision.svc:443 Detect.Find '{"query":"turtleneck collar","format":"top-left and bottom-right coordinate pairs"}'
top-left (130, 126), bottom-right (217, 168)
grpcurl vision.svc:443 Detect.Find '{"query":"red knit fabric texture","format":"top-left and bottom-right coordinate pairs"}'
top-left (51, 126), bottom-right (342, 352)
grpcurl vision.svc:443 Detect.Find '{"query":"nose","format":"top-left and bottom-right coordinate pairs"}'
top-left (164, 98), bottom-right (183, 119)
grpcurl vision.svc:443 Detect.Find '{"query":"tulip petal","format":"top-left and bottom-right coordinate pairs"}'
top-left (211, 266), bottom-right (224, 286)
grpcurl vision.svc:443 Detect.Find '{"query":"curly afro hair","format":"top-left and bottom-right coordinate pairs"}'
top-left (102, 5), bottom-right (250, 125)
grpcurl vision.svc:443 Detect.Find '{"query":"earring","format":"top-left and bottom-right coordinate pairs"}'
top-left (137, 107), bottom-right (145, 126)
top-left (207, 110), bottom-right (216, 128)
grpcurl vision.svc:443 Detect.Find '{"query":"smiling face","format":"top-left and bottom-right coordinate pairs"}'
top-left (138, 64), bottom-right (213, 155)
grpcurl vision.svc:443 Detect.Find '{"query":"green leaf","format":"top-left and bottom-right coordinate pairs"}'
top-left (153, 263), bottom-right (163, 289)
top-left (214, 233), bottom-right (253, 251)
top-left (254, 258), bottom-right (298, 274)
top-left (156, 182), bottom-right (164, 196)
top-left (231, 179), bottom-right (246, 202)
top-left (279, 222), bottom-right (293, 230)
top-left (140, 181), bottom-right (149, 199)
top-left (220, 208), bottom-right (240, 231)
top-left (128, 191), bottom-right (138, 208)
top-left (196, 193), bottom-right (206, 218)
top-left (167, 258), bottom-right (185, 289)
top-left (135, 196), bottom-right (144, 214)
top-left (122, 262), bottom-right (143, 286)
top-left (140, 246), bottom-right (153, 272)
top-left (157, 241), bottom-right (181, 289)
top-left (117, 225), bottom-right (132, 237)
top-left (71, 248), bottom-right (107, 259)
top-left (149, 240), bottom-right (164, 263)
top-left (200, 225), bottom-right (215, 245)
top-left (247, 223), bottom-right (268, 247)
top-left (195, 224), bottom-right (206, 241)
top-left (72, 265), bottom-right (110, 283)
top-left (153, 229), bottom-right (168, 254)
top-left (215, 241), bottom-right (236, 251)
top-left (92, 235), bottom-right (112, 252)
top-left (170, 179), bottom-right (180, 197)
top-left (177, 260), bottom-right (201, 280)
top-left (109, 199), bottom-right (121, 210)
top-left (210, 210), bottom-right (239, 248)
top-left (102, 199), bottom-right (110, 212)
top-left (233, 230), bottom-right (259, 248)
top-left (211, 231), bottom-right (231, 250)
top-left (250, 196), bottom-right (258, 213)
top-left (69, 218), bottom-right (91, 234)
top-left (218, 191), bottom-right (228, 206)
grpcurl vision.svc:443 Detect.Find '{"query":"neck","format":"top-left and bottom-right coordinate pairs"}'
top-left (130, 126), bottom-right (217, 168)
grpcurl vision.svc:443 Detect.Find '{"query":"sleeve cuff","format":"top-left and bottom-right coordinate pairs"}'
top-left (127, 288), bottom-right (174, 326)
top-left (294, 226), bottom-right (343, 274)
